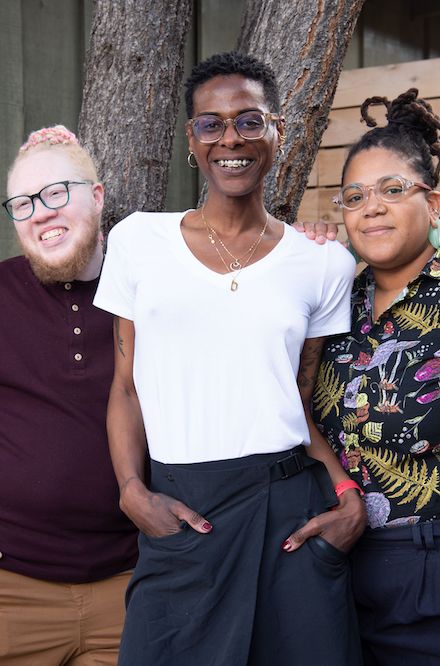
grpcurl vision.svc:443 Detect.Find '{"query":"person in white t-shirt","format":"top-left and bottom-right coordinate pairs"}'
top-left (94, 51), bottom-right (366, 666)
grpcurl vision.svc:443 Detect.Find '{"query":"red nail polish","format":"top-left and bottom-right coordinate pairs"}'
top-left (203, 522), bottom-right (212, 531)
top-left (282, 539), bottom-right (290, 550)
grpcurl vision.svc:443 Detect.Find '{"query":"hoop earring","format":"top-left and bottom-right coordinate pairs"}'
top-left (428, 216), bottom-right (440, 250)
top-left (187, 151), bottom-right (198, 169)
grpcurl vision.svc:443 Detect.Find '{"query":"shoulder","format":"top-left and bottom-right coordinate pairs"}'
top-left (0, 255), bottom-right (30, 281)
top-left (0, 256), bottom-right (41, 307)
top-left (0, 254), bottom-right (27, 270)
top-left (284, 225), bottom-right (355, 274)
top-left (107, 211), bottom-right (188, 249)
top-left (109, 211), bottom-right (188, 235)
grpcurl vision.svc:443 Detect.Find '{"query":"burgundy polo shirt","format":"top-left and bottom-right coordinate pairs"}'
top-left (0, 256), bottom-right (138, 582)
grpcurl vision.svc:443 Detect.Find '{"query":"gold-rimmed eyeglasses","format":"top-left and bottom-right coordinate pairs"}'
top-left (186, 111), bottom-right (282, 144)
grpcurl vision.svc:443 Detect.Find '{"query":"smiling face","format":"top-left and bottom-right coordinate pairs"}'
top-left (7, 147), bottom-right (104, 283)
top-left (342, 147), bottom-right (439, 272)
top-left (187, 74), bottom-right (282, 200)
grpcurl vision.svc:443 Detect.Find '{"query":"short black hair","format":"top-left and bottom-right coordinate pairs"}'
top-left (342, 88), bottom-right (440, 188)
top-left (184, 51), bottom-right (280, 118)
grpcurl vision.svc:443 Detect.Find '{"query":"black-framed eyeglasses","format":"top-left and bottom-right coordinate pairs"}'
top-left (2, 180), bottom-right (93, 221)
top-left (186, 110), bottom-right (283, 144)
top-left (333, 174), bottom-right (432, 211)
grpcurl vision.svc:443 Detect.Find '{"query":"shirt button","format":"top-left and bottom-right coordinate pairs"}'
top-left (74, 353), bottom-right (83, 361)
top-left (64, 283), bottom-right (72, 290)
top-left (73, 327), bottom-right (82, 335)
top-left (72, 304), bottom-right (79, 312)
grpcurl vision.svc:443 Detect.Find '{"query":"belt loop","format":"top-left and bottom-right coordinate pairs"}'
top-left (270, 446), bottom-right (306, 481)
top-left (411, 523), bottom-right (424, 549)
top-left (421, 521), bottom-right (435, 550)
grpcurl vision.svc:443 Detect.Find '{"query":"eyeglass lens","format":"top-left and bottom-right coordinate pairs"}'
top-left (342, 176), bottom-right (406, 209)
top-left (193, 111), bottom-right (267, 142)
top-left (7, 182), bottom-right (70, 220)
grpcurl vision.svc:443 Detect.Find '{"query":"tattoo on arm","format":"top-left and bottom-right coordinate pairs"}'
top-left (297, 338), bottom-right (324, 399)
top-left (115, 317), bottom-right (126, 357)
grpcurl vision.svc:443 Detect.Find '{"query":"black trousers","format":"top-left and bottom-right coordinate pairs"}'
top-left (352, 520), bottom-right (440, 666)
top-left (118, 450), bottom-right (362, 666)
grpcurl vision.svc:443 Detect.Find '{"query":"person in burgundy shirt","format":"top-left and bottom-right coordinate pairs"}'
top-left (0, 125), bottom-right (138, 665)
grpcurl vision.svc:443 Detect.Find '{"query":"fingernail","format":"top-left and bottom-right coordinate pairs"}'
top-left (282, 539), bottom-right (290, 551)
top-left (203, 522), bottom-right (212, 531)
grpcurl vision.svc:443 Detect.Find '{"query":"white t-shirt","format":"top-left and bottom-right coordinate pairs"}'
top-left (94, 211), bottom-right (355, 464)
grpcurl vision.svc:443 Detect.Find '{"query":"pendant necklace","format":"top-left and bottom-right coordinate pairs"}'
top-left (201, 206), bottom-right (269, 291)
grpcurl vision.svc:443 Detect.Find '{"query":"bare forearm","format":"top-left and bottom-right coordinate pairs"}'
top-left (305, 413), bottom-right (348, 484)
top-left (107, 380), bottom-right (160, 531)
top-left (107, 381), bottom-right (147, 492)
top-left (107, 380), bottom-right (213, 538)
top-left (298, 336), bottom-right (348, 483)
top-left (283, 336), bottom-right (367, 553)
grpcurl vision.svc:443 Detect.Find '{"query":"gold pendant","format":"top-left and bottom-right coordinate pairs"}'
top-left (231, 279), bottom-right (238, 292)
top-left (230, 260), bottom-right (241, 270)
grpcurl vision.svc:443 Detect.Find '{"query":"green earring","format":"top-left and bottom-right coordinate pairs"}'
top-left (428, 218), bottom-right (440, 250)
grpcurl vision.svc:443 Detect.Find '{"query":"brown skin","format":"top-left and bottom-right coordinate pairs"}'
top-left (288, 146), bottom-right (440, 547)
top-left (107, 73), bottom-right (366, 546)
top-left (182, 74), bottom-right (285, 263)
top-left (283, 337), bottom-right (366, 552)
top-left (108, 316), bottom-right (212, 537)
top-left (293, 220), bottom-right (341, 244)
top-left (342, 148), bottom-right (440, 319)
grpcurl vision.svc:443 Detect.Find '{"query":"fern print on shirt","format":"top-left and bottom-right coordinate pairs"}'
top-left (313, 251), bottom-right (440, 529)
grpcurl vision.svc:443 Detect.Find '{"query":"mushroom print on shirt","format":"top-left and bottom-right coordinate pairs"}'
top-left (313, 251), bottom-right (440, 529)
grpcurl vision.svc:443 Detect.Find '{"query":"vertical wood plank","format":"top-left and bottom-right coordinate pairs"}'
top-left (362, 0), bottom-right (425, 66)
top-left (0, 0), bottom-right (24, 258)
top-left (22, 0), bottom-right (83, 135)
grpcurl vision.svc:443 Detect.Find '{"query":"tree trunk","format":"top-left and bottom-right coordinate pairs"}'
top-left (78, 0), bottom-right (192, 232)
top-left (237, 0), bottom-right (366, 222)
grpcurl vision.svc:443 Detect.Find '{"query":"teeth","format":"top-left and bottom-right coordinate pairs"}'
top-left (217, 159), bottom-right (251, 168)
top-left (41, 228), bottom-right (64, 241)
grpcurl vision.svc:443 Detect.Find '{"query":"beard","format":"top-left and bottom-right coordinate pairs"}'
top-left (20, 217), bottom-right (101, 285)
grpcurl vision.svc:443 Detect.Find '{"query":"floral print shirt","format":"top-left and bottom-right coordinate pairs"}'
top-left (312, 251), bottom-right (440, 529)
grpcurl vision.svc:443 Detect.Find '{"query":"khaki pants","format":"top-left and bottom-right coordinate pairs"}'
top-left (0, 568), bottom-right (132, 665)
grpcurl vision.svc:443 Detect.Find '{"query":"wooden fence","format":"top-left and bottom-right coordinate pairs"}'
top-left (298, 57), bottom-right (440, 232)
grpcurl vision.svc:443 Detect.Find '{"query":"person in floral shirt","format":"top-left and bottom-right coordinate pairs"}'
top-left (312, 88), bottom-right (440, 666)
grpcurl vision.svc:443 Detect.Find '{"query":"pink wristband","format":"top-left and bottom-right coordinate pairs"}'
top-left (334, 480), bottom-right (364, 497)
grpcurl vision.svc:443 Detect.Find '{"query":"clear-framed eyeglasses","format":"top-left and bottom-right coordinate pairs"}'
top-left (186, 110), bottom-right (283, 144)
top-left (2, 180), bottom-right (93, 222)
top-left (333, 174), bottom-right (432, 211)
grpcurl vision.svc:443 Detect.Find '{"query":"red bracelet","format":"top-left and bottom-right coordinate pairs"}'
top-left (334, 480), bottom-right (364, 497)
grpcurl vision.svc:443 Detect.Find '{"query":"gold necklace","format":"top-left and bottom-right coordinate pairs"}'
top-left (201, 206), bottom-right (268, 270)
top-left (201, 207), bottom-right (269, 291)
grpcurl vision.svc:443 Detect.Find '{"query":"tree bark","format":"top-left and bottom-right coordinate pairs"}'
top-left (78, 0), bottom-right (192, 232)
top-left (237, 0), bottom-right (366, 222)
